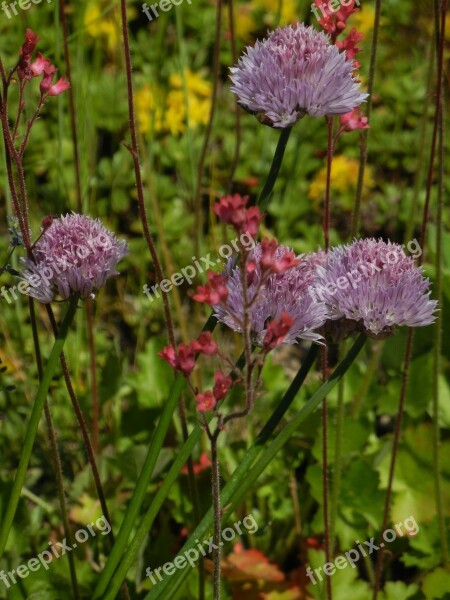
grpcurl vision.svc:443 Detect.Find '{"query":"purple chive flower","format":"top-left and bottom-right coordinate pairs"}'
top-left (21, 213), bottom-right (128, 303)
top-left (229, 23), bottom-right (368, 128)
top-left (214, 243), bottom-right (328, 344)
top-left (312, 239), bottom-right (438, 337)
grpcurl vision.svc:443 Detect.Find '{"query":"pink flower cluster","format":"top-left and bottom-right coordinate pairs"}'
top-left (18, 29), bottom-right (69, 97)
top-left (213, 194), bottom-right (262, 239)
top-left (312, 0), bottom-right (370, 133)
top-left (159, 332), bottom-right (233, 413)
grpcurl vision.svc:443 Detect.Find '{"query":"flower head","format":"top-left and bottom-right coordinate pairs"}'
top-left (21, 213), bottom-right (128, 303)
top-left (196, 391), bottom-right (217, 413)
top-left (229, 23), bottom-right (367, 128)
top-left (312, 239), bottom-right (438, 337)
top-left (214, 242), bottom-right (328, 344)
top-left (339, 107), bottom-right (369, 132)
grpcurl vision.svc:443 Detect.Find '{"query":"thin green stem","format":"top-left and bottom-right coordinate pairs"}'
top-left (329, 345), bottom-right (346, 554)
top-left (193, 0), bottom-right (223, 259)
top-left (149, 335), bottom-right (367, 600)
top-left (432, 0), bottom-right (448, 569)
top-left (101, 344), bottom-right (318, 599)
top-left (211, 433), bottom-right (221, 599)
top-left (258, 127), bottom-right (292, 212)
top-left (351, 0), bottom-right (382, 237)
top-left (0, 296), bottom-right (78, 557)
top-left (92, 375), bottom-right (185, 599)
top-left (29, 298), bottom-right (80, 599)
top-left (373, 2), bottom-right (447, 595)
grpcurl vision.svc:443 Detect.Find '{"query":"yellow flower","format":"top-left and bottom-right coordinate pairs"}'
top-left (169, 70), bottom-right (211, 133)
top-left (135, 85), bottom-right (165, 134)
top-left (84, 2), bottom-right (135, 54)
top-left (136, 70), bottom-right (212, 137)
top-left (309, 155), bottom-right (375, 210)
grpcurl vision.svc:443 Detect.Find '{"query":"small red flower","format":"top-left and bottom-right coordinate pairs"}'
top-left (263, 312), bottom-right (295, 350)
top-left (20, 29), bottom-right (39, 59)
top-left (213, 371), bottom-right (232, 401)
top-left (191, 332), bottom-right (218, 356)
top-left (193, 271), bottom-right (229, 305)
top-left (260, 238), bottom-right (300, 274)
top-left (177, 344), bottom-right (196, 377)
top-left (214, 194), bottom-right (261, 238)
top-left (339, 107), bottom-right (369, 132)
top-left (159, 345), bottom-right (178, 370)
top-left (196, 391), bottom-right (216, 413)
top-left (30, 53), bottom-right (52, 77)
top-left (241, 206), bottom-right (262, 239)
top-left (214, 194), bottom-right (248, 226)
top-left (47, 77), bottom-right (70, 97)
top-left (40, 65), bottom-right (58, 94)
top-left (159, 343), bottom-right (195, 377)
top-left (314, 0), bottom-right (359, 42)
top-left (336, 28), bottom-right (364, 67)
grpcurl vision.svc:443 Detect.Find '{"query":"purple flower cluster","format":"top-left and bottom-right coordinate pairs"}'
top-left (214, 239), bottom-right (437, 344)
top-left (22, 213), bottom-right (128, 303)
top-left (229, 23), bottom-right (368, 128)
top-left (314, 239), bottom-right (438, 337)
top-left (214, 243), bottom-right (328, 344)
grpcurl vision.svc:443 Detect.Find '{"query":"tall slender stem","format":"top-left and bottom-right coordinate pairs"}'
top-left (29, 298), bottom-right (80, 599)
top-left (373, 5), bottom-right (447, 593)
top-left (59, 0), bottom-right (82, 212)
top-left (119, 0), bottom-right (175, 349)
top-left (258, 127), bottom-right (292, 212)
top-left (351, 0), bottom-right (382, 237)
top-left (321, 115), bottom-right (334, 600)
top-left (149, 336), bottom-right (367, 600)
top-left (44, 306), bottom-right (114, 548)
top-left (323, 117), bottom-right (334, 252)
top-left (432, 0), bottom-right (448, 569)
top-left (227, 0), bottom-right (241, 193)
top-left (193, 0), bottom-right (223, 258)
top-left (86, 298), bottom-right (100, 454)
top-left (329, 347), bottom-right (345, 554)
top-left (211, 432), bottom-right (222, 599)
top-left (0, 296), bottom-right (78, 556)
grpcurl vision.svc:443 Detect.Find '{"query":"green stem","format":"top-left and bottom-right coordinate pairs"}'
top-left (0, 296), bottom-right (78, 557)
top-left (432, 0), bottom-right (448, 568)
top-left (329, 351), bottom-right (345, 554)
top-left (211, 433), bottom-right (221, 599)
top-left (92, 375), bottom-right (185, 599)
top-left (101, 344), bottom-right (318, 600)
top-left (148, 335), bottom-right (366, 600)
top-left (258, 127), bottom-right (292, 212)
top-left (351, 0), bottom-right (382, 237)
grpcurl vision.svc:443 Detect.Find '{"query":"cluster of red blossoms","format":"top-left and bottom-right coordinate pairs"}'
top-left (213, 194), bottom-right (262, 238)
top-left (18, 29), bottom-right (70, 97)
top-left (159, 332), bottom-right (233, 413)
top-left (313, 0), bottom-right (369, 133)
top-left (160, 194), bottom-right (299, 413)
